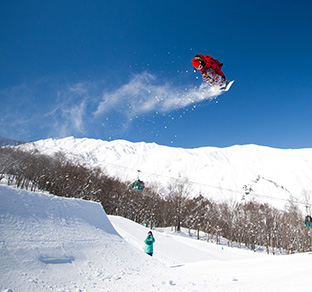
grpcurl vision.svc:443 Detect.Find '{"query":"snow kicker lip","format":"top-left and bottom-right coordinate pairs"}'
top-left (39, 255), bottom-right (75, 264)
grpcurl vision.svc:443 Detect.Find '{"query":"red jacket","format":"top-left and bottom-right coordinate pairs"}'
top-left (196, 54), bottom-right (225, 79)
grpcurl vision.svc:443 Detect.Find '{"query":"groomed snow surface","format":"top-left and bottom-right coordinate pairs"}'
top-left (1, 184), bottom-right (311, 292)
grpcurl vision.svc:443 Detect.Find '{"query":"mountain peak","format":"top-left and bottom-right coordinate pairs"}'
top-left (18, 137), bottom-right (312, 209)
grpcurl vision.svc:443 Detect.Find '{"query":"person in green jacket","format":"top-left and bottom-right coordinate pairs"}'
top-left (305, 215), bottom-right (312, 227)
top-left (144, 231), bottom-right (155, 256)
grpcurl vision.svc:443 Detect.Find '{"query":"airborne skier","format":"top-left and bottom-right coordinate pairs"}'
top-left (192, 54), bottom-right (233, 91)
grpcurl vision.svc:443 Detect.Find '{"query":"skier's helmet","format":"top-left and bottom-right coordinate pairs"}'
top-left (192, 58), bottom-right (203, 69)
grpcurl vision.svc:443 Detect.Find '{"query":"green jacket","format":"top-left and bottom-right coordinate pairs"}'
top-left (305, 221), bottom-right (312, 227)
top-left (144, 235), bottom-right (155, 253)
top-left (305, 216), bottom-right (312, 227)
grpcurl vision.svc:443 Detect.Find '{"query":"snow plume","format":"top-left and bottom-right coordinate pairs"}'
top-left (46, 82), bottom-right (92, 137)
top-left (0, 78), bottom-right (93, 139)
top-left (0, 73), bottom-right (222, 141)
top-left (94, 72), bottom-right (223, 118)
top-left (48, 99), bottom-right (87, 137)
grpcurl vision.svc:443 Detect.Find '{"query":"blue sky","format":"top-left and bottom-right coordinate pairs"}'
top-left (1, 0), bottom-right (312, 149)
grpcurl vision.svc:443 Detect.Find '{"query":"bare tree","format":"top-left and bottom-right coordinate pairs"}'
top-left (302, 189), bottom-right (312, 216)
top-left (166, 179), bottom-right (191, 231)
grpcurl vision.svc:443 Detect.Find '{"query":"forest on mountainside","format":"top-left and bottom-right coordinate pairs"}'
top-left (1, 146), bottom-right (312, 254)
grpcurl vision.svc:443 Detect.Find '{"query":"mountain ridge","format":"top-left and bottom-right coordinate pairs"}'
top-left (18, 137), bottom-right (312, 210)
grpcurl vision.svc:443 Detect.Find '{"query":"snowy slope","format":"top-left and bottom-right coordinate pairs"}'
top-left (0, 185), bottom-right (167, 291)
top-left (19, 137), bottom-right (312, 209)
top-left (110, 216), bottom-right (312, 292)
top-left (108, 215), bottom-right (264, 267)
top-left (1, 185), bottom-right (312, 292)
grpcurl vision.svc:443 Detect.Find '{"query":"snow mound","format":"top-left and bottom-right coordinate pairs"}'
top-left (0, 185), bottom-right (167, 291)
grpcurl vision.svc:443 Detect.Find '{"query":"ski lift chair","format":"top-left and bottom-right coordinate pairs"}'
top-left (131, 170), bottom-right (145, 191)
top-left (132, 179), bottom-right (145, 191)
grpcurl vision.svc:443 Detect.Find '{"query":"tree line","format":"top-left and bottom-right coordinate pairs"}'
top-left (1, 146), bottom-right (311, 254)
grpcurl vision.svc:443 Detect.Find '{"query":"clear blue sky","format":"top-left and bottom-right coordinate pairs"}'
top-left (1, 0), bottom-right (312, 149)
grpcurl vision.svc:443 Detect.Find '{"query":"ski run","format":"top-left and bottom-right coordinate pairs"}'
top-left (1, 184), bottom-right (311, 292)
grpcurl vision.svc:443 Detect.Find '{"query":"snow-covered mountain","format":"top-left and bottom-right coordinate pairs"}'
top-left (19, 137), bottom-right (312, 209)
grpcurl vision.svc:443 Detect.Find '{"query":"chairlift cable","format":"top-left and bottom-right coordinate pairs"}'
top-left (11, 144), bottom-right (312, 208)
